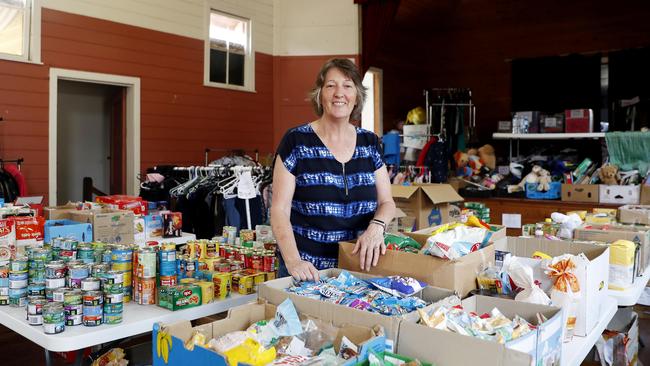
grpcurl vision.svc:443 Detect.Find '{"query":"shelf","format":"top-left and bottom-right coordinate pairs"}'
top-left (609, 265), bottom-right (650, 306)
top-left (493, 132), bottom-right (605, 140)
top-left (561, 296), bottom-right (618, 366)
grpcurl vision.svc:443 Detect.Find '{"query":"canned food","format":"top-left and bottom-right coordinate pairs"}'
top-left (0, 265), bottom-right (9, 278)
top-left (63, 289), bottom-right (82, 305)
top-left (45, 263), bottom-right (66, 279)
top-left (52, 287), bottom-right (70, 302)
top-left (29, 259), bottom-right (46, 269)
top-left (77, 244), bottom-right (95, 263)
top-left (64, 304), bottom-right (83, 316)
top-left (205, 241), bottom-right (219, 258)
top-left (27, 283), bottom-right (46, 297)
top-left (111, 246), bottom-right (133, 262)
top-left (122, 271), bottom-right (132, 288)
top-left (0, 296), bottom-right (9, 305)
top-left (136, 249), bottom-right (157, 278)
top-left (230, 260), bottom-right (244, 272)
top-left (65, 314), bottom-right (83, 326)
top-left (0, 278), bottom-right (7, 288)
top-left (42, 303), bottom-right (65, 334)
top-left (135, 277), bottom-right (156, 305)
top-left (180, 278), bottom-right (197, 284)
top-left (68, 264), bottom-right (89, 279)
top-left (102, 249), bottom-right (113, 264)
top-left (27, 298), bottom-right (47, 315)
top-left (91, 263), bottom-right (110, 277)
top-left (10, 256), bottom-right (29, 272)
top-left (223, 226), bottom-right (236, 244)
top-left (67, 260), bottom-right (84, 267)
top-left (9, 287), bottom-right (28, 298)
top-left (60, 239), bottom-right (79, 251)
top-left (110, 261), bottom-right (132, 272)
top-left (81, 277), bottom-right (101, 291)
top-left (45, 277), bottom-right (66, 289)
top-left (103, 313), bottom-right (122, 324)
top-left (82, 304), bottom-right (103, 317)
top-left (9, 278), bottom-right (28, 289)
top-left (102, 270), bottom-right (124, 285)
top-left (240, 229), bottom-right (255, 242)
top-left (51, 237), bottom-right (63, 249)
top-left (159, 275), bottom-right (177, 287)
top-left (58, 250), bottom-right (77, 261)
top-left (31, 248), bottom-right (52, 262)
top-left (27, 314), bottom-right (43, 325)
top-left (83, 315), bottom-right (102, 326)
top-left (82, 291), bottom-right (103, 306)
top-left (103, 302), bottom-right (123, 314)
top-left (104, 291), bottom-right (123, 304)
top-left (0, 287), bottom-right (8, 296)
top-left (217, 261), bottom-right (230, 273)
top-left (159, 249), bottom-right (176, 276)
top-left (212, 272), bottom-right (232, 299)
top-left (68, 277), bottom-right (83, 289)
top-left (9, 270), bottom-right (28, 281)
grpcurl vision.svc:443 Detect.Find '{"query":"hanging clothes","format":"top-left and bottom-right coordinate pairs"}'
top-left (3, 164), bottom-right (26, 197)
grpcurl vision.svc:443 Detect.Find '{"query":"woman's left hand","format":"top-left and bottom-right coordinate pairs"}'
top-left (352, 224), bottom-right (386, 271)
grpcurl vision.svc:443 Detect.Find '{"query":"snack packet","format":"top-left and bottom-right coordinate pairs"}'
top-left (384, 233), bottom-right (421, 253)
top-left (273, 298), bottom-right (303, 337)
top-left (421, 225), bottom-right (487, 260)
top-left (367, 276), bottom-right (427, 297)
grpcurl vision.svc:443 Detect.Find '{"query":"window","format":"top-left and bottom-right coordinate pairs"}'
top-left (0, 0), bottom-right (30, 61)
top-left (206, 9), bottom-right (253, 90)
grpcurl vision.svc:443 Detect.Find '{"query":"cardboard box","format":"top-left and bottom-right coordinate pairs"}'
top-left (494, 236), bottom-right (610, 337)
top-left (410, 223), bottom-right (507, 243)
top-left (134, 217), bottom-right (145, 246)
top-left (565, 109), bottom-right (593, 133)
top-left (398, 295), bottom-right (564, 366)
top-left (339, 224), bottom-right (497, 297)
top-left (600, 185), bottom-right (640, 205)
top-left (44, 219), bottom-right (93, 244)
top-left (386, 208), bottom-right (416, 234)
top-left (258, 268), bottom-right (455, 342)
top-left (391, 184), bottom-right (463, 230)
top-left (44, 204), bottom-right (78, 220)
top-left (595, 307), bottom-right (639, 366)
top-left (619, 205), bottom-right (650, 225)
top-left (640, 184), bottom-right (650, 205)
top-left (70, 209), bottom-right (134, 244)
top-left (561, 184), bottom-right (600, 203)
top-left (152, 301), bottom-right (386, 366)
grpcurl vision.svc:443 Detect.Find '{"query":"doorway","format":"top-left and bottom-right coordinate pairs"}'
top-left (49, 69), bottom-right (141, 206)
top-left (56, 80), bottom-right (124, 204)
top-left (361, 67), bottom-right (383, 135)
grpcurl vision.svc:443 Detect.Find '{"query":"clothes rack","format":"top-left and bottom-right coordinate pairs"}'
top-left (204, 148), bottom-right (259, 166)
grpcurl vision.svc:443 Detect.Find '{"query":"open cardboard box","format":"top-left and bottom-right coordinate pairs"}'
top-left (391, 184), bottom-right (463, 230)
top-left (257, 268), bottom-right (455, 343)
top-left (561, 184), bottom-right (600, 203)
top-left (338, 224), bottom-right (502, 298)
top-left (494, 236), bottom-right (609, 337)
top-left (398, 295), bottom-right (564, 366)
top-left (574, 222), bottom-right (650, 276)
top-left (386, 207), bottom-right (416, 234)
top-left (152, 300), bottom-right (385, 366)
top-left (618, 205), bottom-right (650, 225)
top-left (70, 208), bottom-right (135, 244)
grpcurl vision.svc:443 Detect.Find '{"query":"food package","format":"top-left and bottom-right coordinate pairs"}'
top-left (546, 254), bottom-right (583, 342)
top-left (477, 266), bottom-right (513, 295)
top-left (503, 256), bottom-right (551, 305)
top-left (421, 224), bottom-right (488, 260)
top-left (384, 233), bottom-right (421, 253)
top-left (608, 240), bottom-right (636, 291)
top-left (367, 276), bottom-right (427, 297)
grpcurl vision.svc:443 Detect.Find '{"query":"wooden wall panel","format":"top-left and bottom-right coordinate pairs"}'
top-left (0, 8), bottom-right (274, 200)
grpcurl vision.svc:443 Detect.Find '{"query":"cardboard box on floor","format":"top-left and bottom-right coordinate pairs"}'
top-left (398, 295), bottom-right (564, 366)
top-left (618, 205), bottom-right (650, 225)
top-left (561, 184), bottom-right (600, 203)
top-left (391, 184), bottom-right (463, 230)
top-left (574, 223), bottom-right (650, 275)
top-left (70, 209), bottom-right (135, 244)
top-left (152, 300), bottom-right (386, 366)
top-left (338, 224), bottom-right (500, 298)
top-left (257, 268), bottom-right (455, 342)
top-left (494, 236), bottom-right (609, 337)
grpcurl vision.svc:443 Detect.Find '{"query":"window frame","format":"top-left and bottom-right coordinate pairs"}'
top-left (0, 0), bottom-right (41, 64)
top-left (203, 7), bottom-right (255, 92)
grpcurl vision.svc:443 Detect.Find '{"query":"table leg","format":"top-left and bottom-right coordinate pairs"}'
top-left (44, 349), bottom-right (53, 366)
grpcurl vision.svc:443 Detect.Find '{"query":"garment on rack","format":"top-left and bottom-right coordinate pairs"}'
top-left (3, 164), bottom-right (26, 197)
top-left (0, 166), bottom-right (20, 202)
top-left (382, 132), bottom-right (400, 166)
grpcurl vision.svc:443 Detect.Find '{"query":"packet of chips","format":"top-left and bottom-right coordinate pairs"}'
top-left (367, 276), bottom-right (427, 297)
top-left (384, 233), bottom-right (421, 253)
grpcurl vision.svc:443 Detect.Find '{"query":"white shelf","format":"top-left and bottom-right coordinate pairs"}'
top-left (0, 293), bottom-right (256, 352)
top-left (608, 265), bottom-right (650, 306)
top-left (493, 132), bottom-right (605, 140)
top-left (561, 296), bottom-right (617, 366)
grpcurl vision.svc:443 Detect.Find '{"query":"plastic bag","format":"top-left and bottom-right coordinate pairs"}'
top-left (503, 256), bottom-right (551, 305)
top-left (421, 225), bottom-right (487, 260)
top-left (384, 233), bottom-right (421, 253)
top-left (367, 276), bottom-right (427, 297)
top-left (273, 298), bottom-right (303, 337)
top-left (547, 254), bottom-right (582, 342)
top-left (477, 266), bottom-right (513, 295)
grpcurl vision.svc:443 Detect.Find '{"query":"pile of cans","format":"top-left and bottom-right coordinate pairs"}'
top-left (133, 247), bottom-right (157, 305)
top-left (6, 256), bottom-right (29, 307)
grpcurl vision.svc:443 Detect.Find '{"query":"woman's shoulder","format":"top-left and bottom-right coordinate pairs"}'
top-left (285, 123), bottom-right (314, 136)
top-left (277, 123), bottom-right (316, 151)
top-left (355, 127), bottom-right (380, 143)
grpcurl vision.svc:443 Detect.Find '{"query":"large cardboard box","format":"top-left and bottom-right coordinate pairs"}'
top-left (257, 268), bottom-right (455, 342)
top-left (494, 236), bottom-right (610, 337)
top-left (618, 205), bottom-right (650, 225)
top-left (43, 219), bottom-right (93, 244)
top-left (398, 295), bottom-right (564, 366)
top-left (386, 208), bottom-right (416, 234)
top-left (338, 225), bottom-right (497, 297)
top-left (410, 223), bottom-right (507, 243)
top-left (70, 209), bottom-right (134, 244)
top-left (574, 223), bottom-right (650, 275)
top-left (152, 301), bottom-right (386, 366)
top-left (391, 184), bottom-right (463, 230)
top-left (600, 185), bottom-right (640, 205)
top-left (44, 204), bottom-right (78, 220)
top-left (561, 184), bottom-right (600, 203)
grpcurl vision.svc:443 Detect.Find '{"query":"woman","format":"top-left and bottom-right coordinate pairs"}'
top-left (271, 58), bottom-right (396, 281)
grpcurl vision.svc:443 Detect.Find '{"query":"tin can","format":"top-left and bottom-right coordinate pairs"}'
top-left (136, 249), bottom-right (157, 278)
top-left (27, 314), bottom-right (43, 325)
top-left (104, 290), bottom-right (123, 304)
top-left (27, 298), bottom-right (47, 315)
top-left (81, 278), bottom-right (101, 291)
top-left (0, 265), bottom-right (9, 277)
top-left (218, 245), bottom-right (226, 258)
top-left (159, 248), bottom-right (176, 276)
top-left (205, 241), bottom-right (218, 258)
top-left (9, 278), bottom-right (28, 289)
top-left (159, 275), bottom-right (177, 287)
top-left (83, 315), bottom-right (102, 327)
top-left (63, 289), bottom-right (82, 306)
top-left (240, 229), bottom-right (255, 242)
top-left (46, 277), bottom-right (66, 290)
top-left (51, 248), bottom-right (61, 260)
top-left (83, 291), bottom-right (103, 306)
top-left (58, 250), bottom-right (77, 262)
top-left (91, 263), bottom-right (110, 277)
top-left (101, 270), bottom-right (124, 286)
top-left (10, 256), bottom-right (29, 272)
top-left (251, 252), bottom-right (263, 271)
top-left (64, 303), bottom-right (83, 316)
top-left (0, 287), bottom-right (8, 296)
top-left (263, 251), bottom-right (276, 273)
top-left (68, 264), bottom-right (90, 279)
top-left (9, 287), bottom-right (28, 298)
top-left (32, 248), bottom-right (52, 262)
top-left (27, 283), bottom-right (45, 297)
top-left (0, 278), bottom-right (7, 288)
top-left (28, 268), bottom-right (46, 284)
top-left (103, 302), bottom-right (123, 313)
top-left (68, 277), bottom-right (83, 289)
top-left (179, 278), bottom-right (197, 284)
top-left (135, 277), bottom-right (156, 305)
top-left (212, 272), bottom-right (231, 299)
top-left (103, 313), bottom-right (122, 324)
top-left (77, 244), bottom-right (95, 264)
top-left (0, 296), bottom-right (9, 305)
top-left (123, 286), bottom-right (132, 303)
top-left (230, 260), bottom-right (244, 272)
top-left (46, 262), bottom-right (66, 279)
top-left (29, 259), bottom-right (46, 269)
top-left (111, 261), bottom-right (132, 272)
top-left (111, 246), bottom-right (133, 262)
top-left (60, 239), bottom-right (78, 251)
top-left (52, 287), bottom-right (69, 302)
top-left (102, 249), bottom-right (113, 264)
top-left (65, 314), bottom-right (83, 326)
top-left (223, 226), bottom-right (236, 244)
top-left (42, 303), bottom-right (65, 334)
top-left (51, 237), bottom-right (63, 249)
top-left (9, 295), bottom-right (27, 307)
top-left (217, 260), bottom-right (230, 273)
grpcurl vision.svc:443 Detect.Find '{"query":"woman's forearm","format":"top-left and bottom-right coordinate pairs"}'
top-left (372, 200), bottom-right (396, 227)
top-left (271, 206), bottom-right (301, 263)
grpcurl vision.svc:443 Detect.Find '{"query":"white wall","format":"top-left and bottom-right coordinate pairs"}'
top-left (273, 0), bottom-right (359, 56)
top-left (57, 80), bottom-right (117, 205)
top-left (40, 0), bottom-right (274, 54)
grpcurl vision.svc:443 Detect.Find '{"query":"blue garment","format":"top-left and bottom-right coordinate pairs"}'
top-left (276, 123), bottom-right (384, 269)
top-left (222, 197), bottom-right (241, 231)
top-left (382, 132), bottom-right (400, 166)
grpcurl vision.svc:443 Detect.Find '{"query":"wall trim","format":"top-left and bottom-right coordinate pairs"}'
top-left (48, 68), bottom-right (141, 206)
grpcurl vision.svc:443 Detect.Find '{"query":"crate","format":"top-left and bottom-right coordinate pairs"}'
top-left (525, 182), bottom-right (561, 200)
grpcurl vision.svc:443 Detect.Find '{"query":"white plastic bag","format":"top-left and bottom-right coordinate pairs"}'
top-left (503, 256), bottom-right (552, 305)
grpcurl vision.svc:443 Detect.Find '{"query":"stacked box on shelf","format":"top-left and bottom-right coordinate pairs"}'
top-left (464, 201), bottom-right (491, 223)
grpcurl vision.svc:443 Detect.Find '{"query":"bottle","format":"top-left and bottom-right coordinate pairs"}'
top-left (534, 223), bottom-right (544, 238)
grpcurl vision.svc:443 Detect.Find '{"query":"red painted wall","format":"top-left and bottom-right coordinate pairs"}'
top-left (0, 8), bottom-right (274, 200)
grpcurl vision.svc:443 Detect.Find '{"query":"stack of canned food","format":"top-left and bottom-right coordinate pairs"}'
top-left (133, 247), bottom-right (157, 305)
top-left (8, 256), bottom-right (29, 307)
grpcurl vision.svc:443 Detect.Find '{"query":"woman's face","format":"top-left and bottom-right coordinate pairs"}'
top-left (320, 67), bottom-right (357, 121)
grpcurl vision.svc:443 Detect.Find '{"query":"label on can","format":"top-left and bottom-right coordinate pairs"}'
top-left (103, 302), bottom-right (123, 313)
top-left (65, 314), bottom-right (83, 326)
top-left (9, 279), bottom-right (27, 289)
top-left (46, 277), bottom-right (66, 289)
top-left (52, 288), bottom-right (70, 303)
top-left (82, 304), bottom-right (103, 317)
top-left (28, 314), bottom-right (43, 325)
top-left (83, 291), bottom-right (103, 306)
top-left (81, 278), bottom-right (100, 291)
top-left (105, 292), bottom-right (123, 304)
top-left (103, 313), bottom-right (123, 324)
top-left (83, 315), bottom-right (102, 326)
top-left (64, 304), bottom-right (83, 316)
top-left (0, 287), bottom-right (8, 296)
top-left (43, 321), bottom-right (65, 334)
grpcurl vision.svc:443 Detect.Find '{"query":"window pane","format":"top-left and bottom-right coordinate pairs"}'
top-left (0, 3), bottom-right (26, 56)
top-left (229, 52), bottom-right (245, 86)
top-left (210, 48), bottom-right (226, 83)
top-left (210, 11), bottom-right (247, 50)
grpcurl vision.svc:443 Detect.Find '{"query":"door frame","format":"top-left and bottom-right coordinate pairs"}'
top-left (49, 68), bottom-right (141, 206)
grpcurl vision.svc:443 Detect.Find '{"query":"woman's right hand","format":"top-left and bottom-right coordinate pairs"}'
top-left (285, 259), bottom-right (320, 282)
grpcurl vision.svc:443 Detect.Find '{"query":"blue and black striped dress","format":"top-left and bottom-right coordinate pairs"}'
top-left (276, 123), bottom-right (384, 269)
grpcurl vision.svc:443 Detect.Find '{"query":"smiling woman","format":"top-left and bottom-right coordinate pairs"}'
top-left (270, 58), bottom-right (396, 281)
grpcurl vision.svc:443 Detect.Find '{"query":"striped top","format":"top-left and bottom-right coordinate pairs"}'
top-left (276, 123), bottom-right (384, 269)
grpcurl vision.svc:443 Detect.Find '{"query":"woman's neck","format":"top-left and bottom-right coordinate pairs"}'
top-left (313, 117), bottom-right (352, 139)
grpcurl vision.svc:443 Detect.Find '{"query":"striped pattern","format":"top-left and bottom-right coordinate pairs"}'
top-left (276, 123), bottom-right (384, 268)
